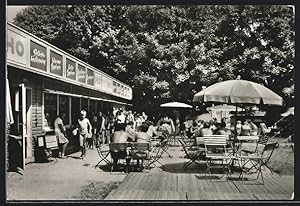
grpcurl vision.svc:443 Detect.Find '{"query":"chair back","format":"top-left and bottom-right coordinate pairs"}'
top-left (131, 142), bottom-right (150, 152)
top-left (203, 135), bottom-right (227, 157)
top-left (261, 142), bottom-right (278, 160)
top-left (109, 143), bottom-right (127, 152)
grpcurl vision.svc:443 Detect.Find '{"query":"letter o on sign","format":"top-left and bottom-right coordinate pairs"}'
top-left (16, 41), bottom-right (24, 56)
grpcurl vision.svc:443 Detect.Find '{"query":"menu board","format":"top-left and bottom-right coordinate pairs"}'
top-left (87, 68), bottom-right (94, 86)
top-left (30, 40), bottom-right (47, 71)
top-left (66, 58), bottom-right (76, 80)
top-left (50, 50), bottom-right (63, 76)
top-left (77, 64), bottom-right (86, 83)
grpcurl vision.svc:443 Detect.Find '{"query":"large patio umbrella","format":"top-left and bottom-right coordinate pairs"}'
top-left (193, 79), bottom-right (283, 106)
top-left (193, 79), bottom-right (283, 140)
top-left (160, 101), bottom-right (192, 144)
top-left (160, 101), bottom-right (192, 108)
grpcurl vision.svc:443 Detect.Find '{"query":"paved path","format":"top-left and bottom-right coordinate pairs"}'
top-left (7, 148), bottom-right (126, 200)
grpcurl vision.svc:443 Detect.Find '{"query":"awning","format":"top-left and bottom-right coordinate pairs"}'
top-left (43, 89), bottom-right (132, 106)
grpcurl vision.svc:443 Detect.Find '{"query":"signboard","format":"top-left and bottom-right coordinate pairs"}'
top-left (7, 23), bottom-right (132, 101)
top-left (7, 29), bottom-right (27, 66)
top-left (87, 68), bottom-right (94, 86)
top-left (30, 40), bottom-right (47, 71)
top-left (113, 81), bottom-right (117, 94)
top-left (77, 64), bottom-right (86, 83)
top-left (66, 58), bottom-right (76, 80)
top-left (102, 76), bottom-right (114, 94)
top-left (94, 72), bottom-right (102, 88)
top-left (50, 50), bottom-right (63, 76)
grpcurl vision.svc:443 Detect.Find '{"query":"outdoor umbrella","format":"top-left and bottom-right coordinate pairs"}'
top-left (192, 79), bottom-right (283, 140)
top-left (160, 101), bottom-right (192, 108)
top-left (160, 101), bottom-right (193, 144)
top-left (193, 79), bottom-right (283, 106)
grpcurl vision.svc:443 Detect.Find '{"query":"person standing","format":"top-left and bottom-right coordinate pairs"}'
top-left (77, 110), bottom-right (92, 159)
top-left (54, 113), bottom-right (69, 158)
top-left (96, 111), bottom-right (106, 146)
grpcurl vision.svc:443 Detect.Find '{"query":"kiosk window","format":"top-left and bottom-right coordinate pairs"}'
top-left (44, 93), bottom-right (57, 131)
top-left (89, 100), bottom-right (96, 115)
top-left (59, 95), bottom-right (70, 124)
top-left (81, 98), bottom-right (88, 112)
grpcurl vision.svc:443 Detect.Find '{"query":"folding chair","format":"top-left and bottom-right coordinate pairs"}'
top-left (95, 138), bottom-right (111, 168)
top-left (109, 143), bottom-right (130, 173)
top-left (179, 139), bottom-right (205, 170)
top-left (238, 142), bottom-right (278, 184)
top-left (203, 135), bottom-right (236, 180)
top-left (147, 139), bottom-right (169, 169)
top-left (130, 142), bottom-right (150, 171)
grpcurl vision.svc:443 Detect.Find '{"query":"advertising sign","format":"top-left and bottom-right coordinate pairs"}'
top-left (7, 29), bottom-right (27, 66)
top-left (66, 58), bottom-right (76, 80)
top-left (77, 64), bottom-right (86, 83)
top-left (30, 40), bottom-right (47, 71)
top-left (94, 72), bottom-right (102, 88)
top-left (50, 50), bottom-right (63, 76)
top-left (102, 76), bottom-right (114, 94)
top-left (87, 68), bottom-right (94, 86)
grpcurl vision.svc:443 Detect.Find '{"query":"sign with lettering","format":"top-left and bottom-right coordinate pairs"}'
top-left (77, 64), bottom-right (86, 83)
top-left (94, 72), bottom-right (102, 88)
top-left (30, 40), bottom-right (47, 71)
top-left (66, 58), bottom-right (76, 80)
top-left (7, 29), bottom-right (27, 65)
top-left (102, 76), bottom-right (114, 94)
top-left (50, 50), bottom-right (63, 76)
top-left (87, 68), bottom-right (94, 86)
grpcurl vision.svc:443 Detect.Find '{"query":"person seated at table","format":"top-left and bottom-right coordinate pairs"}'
top-left (111, 123), bottom-right (134, 171)
top-left (249, 120), bottom-right (258, 136)
top-left (133, 123), bottom-right (151, 171)
top-left (236, 120), bottom-right (242, 135)
top-left (241, 120), bottom-right (251, 136)
top-left (216, 122), bottom-right (232, 137)
top-left (156, 115), bottom-right (175, 135)
top-left (136, 123), bottom-right (151, 143)
top-left (145, 120), bottom-right (155, 138)
top-left (199, 122), bottom-right (213, 136)
top-left (126, 121), bottom-right (136, 141)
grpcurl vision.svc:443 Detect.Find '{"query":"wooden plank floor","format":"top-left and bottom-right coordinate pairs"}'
top-left (105, 172), bottom-right (294, 200)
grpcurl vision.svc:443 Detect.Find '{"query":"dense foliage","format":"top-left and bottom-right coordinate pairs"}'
top-left (13, 5), bottom-right (295, 111)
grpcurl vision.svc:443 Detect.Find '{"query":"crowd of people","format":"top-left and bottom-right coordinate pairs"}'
top-left (54, 107), bottom-right (261, 169)
top-left (184, 117), bottom-right (259, 141)
top-left (54, 108), bottom-right (155, 160)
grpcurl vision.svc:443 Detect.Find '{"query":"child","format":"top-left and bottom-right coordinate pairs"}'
top-left (78, 110), bottom-right (92, 159)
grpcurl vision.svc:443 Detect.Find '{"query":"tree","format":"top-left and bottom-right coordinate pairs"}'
top-left (13, 5), bottom-right (295, 112)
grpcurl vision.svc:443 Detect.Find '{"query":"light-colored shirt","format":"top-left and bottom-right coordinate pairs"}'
top-left (116, 113), bottom-right (126, 123)
top-left (54, 117), bottom-right (65, 133)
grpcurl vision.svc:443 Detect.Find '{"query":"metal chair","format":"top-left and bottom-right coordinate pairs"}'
top-left (203, 135), bottom-right (236, 180)
top-left (238, 142), bottom-right (278, 184)
top-left (178, 139), bottom-right (205, 170)
top-left (147, 139), bottom-right (169, 169)
top-left (109, 143), bottom-right (130, 173)
top-left (130, 142), bottom-right (150, 171)
top-left (95, 138), bottom-right (111, 168)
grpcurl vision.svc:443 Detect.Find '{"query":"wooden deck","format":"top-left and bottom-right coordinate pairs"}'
top-left (105, 172), bottom-right (294, 200)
